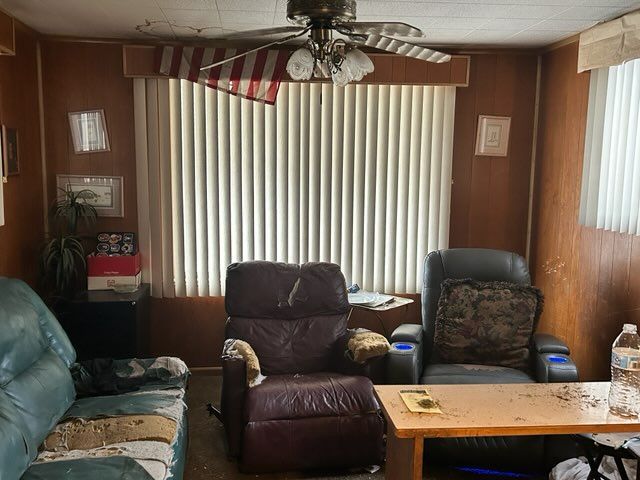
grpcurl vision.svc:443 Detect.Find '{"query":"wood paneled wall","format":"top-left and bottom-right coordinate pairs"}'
top-left (450, 53), bottom-right (538, 257)
top-left (40, 41), bottom-right (137, 233)
top-left (40, 43), bottom-right (538, 368)
top-left (0, 23), bottom-right (44, 285)
top-left (529, 42), bottom-right (639, 381)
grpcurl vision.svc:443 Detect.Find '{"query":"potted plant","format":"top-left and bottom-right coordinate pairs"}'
top-left (40, 188), bottom-right (97, 299)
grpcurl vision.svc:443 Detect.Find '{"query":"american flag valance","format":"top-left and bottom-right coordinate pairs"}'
top-left (157, 46), bottom-right (290, 105)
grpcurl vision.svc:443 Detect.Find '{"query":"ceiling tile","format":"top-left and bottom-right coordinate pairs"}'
top-left (424, 16), bottom-right (490, 29)
top-left (161, 8), bottom-right (221, 28)
top-left (478, 18), bottom-right (542, 30)
top-left (219, 10), bottom-right (276, 25)
top-left (156, 0), bottom-right (214, 9)
top-left (508, 29), bottom-right (575, 44)
top-left (216, 0), bottom-right (277, 12)
top-left (502, 5), bottom-right (570, 19)
top-left (552, 6), bottom-right (625, 20)
top-left (439, 3), bottom-right (520, 18)
top-left (420, 28), bottom-right (476, 42)
top-left (530, 18), bottom-right (597, 31)
top-left (463, 29), bottom-right (521, 42)
top-left (0, 0), bottom-right (638, 46)
top-left (356, 2), bottom-right (451, 16)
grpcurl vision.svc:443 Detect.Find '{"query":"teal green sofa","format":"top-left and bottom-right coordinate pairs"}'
top-left (0, 278), bottom-right (188, 480)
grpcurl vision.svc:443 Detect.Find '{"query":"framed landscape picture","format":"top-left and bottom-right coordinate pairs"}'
top-left (56, 174), bottom-right (124, 217)
top-left (2, 126), bottom-right (19, 176)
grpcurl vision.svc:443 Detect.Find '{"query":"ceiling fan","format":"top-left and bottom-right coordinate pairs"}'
top-left (200, 0), bottom-right (452, 87)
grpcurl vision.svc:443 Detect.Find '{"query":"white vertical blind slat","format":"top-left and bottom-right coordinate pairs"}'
top-left (180, 82), bottom-right (197, 297)
top-left (193, 83), bottom-right (209, 296)
top-left (217, 91), bottom-right (231, 293)
top-left (362, 85), bottom-right (378, 290)
top-left (405, 86), bottom-right (423, 293)
top-left (136, 81), bottom-right (457, 297)
top-left (276, 83), bottom-right (289, 262)
top-left (204, 88), bottom-right (221, 295)
top-left (299, 84), bottom-right (310, 263)
top-left (580, 58), bottom-right (640, 236)
top-left (169, 79), bottom-right (186, 297)
top-left (351, 85), bottom-right (367, 285)
top-left (287, 83), bottom-right (301, 263)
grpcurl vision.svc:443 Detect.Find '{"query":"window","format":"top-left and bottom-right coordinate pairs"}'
top-left (580, 58), bottom-right (640, 234)
top-left (135, 79), bottom-right (456, 297)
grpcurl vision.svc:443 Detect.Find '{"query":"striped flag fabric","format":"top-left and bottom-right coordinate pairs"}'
top-left (157, 46), bottom-right (290, 105)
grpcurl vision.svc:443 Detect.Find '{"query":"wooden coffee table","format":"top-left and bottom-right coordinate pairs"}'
top-left (375, 382), bottom-right (640, 480)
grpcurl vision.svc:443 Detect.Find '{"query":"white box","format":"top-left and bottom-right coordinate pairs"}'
top-left (88, 272), bottom-right (142, 291)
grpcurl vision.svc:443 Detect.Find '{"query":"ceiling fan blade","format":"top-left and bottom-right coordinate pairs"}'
top-left (354, 34), bottom-right (451, 63)
top-left (200, 27), bottom-right (311, 71)
top-left (336, 22), bottom-right (423, 38)
top-left (223, 26), bottom-right (306, 39)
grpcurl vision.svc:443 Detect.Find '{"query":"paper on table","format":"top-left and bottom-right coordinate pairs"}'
top-left (399, 388), bottom-right (442, 414)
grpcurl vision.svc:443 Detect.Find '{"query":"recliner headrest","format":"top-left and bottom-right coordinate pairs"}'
top-left (225, 261), bottom-right (350, 319)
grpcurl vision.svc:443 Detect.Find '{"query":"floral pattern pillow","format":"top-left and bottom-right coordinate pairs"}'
top-left (434, 279), bottom-right (544, 371)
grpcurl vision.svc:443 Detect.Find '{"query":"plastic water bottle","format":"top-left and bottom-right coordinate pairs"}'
top-left (608, 323), bottom-right (640, 417)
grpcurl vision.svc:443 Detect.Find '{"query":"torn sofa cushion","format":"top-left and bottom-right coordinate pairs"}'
top-left (347, 331), bottom-right (390, 364)
top-left (42, 415), bottom-right (177, 452)
top-left (222, 339), bottom-right (264, 387)
top-left (434, 279), bottom-right (543, 371)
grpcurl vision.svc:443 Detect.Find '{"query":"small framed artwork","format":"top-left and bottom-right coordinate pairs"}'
top-left (475, 115), bottom-right (511, 157)
top-left (68, 109), bottom-right (110, 154)
top-left (56, 174), bottom-right (124, 217)
top-left (2, 126), bottom-right (19, 175)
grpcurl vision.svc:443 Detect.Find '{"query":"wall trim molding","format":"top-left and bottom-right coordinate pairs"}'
top-left (525, 54), bottom-right (542, 263)
top-left (36, 40), bottom-right (48, 234)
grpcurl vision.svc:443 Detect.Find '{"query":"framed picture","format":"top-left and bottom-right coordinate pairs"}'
top-left (475, 115), bottom-right (511, 157)
top-left (2, 126), bottom-right (19, 175)
top-left (68, 109), bottom-right (110, 154)
top-left (56, 174), bottom-right (124, 217)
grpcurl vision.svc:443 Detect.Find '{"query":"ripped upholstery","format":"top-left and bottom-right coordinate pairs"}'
top-left (347, 330), bottom-right (391, 364)
top-left (43, 415), bottom-right (177, 451)
top-left (222, 339), bottom-right (265, 387)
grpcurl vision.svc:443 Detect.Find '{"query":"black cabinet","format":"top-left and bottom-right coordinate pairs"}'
top-left (57, 284), bottom-right (151, 361)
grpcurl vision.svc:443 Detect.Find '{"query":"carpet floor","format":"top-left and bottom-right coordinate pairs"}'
top-left (183, 375), bottom-right (546, 480)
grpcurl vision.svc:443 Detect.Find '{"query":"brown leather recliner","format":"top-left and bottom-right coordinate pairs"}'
top-left (220, 261), bottom-right (386, 473)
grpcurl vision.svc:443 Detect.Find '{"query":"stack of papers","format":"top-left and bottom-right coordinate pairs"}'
top-left (348, 291), bottom-right (395, 308)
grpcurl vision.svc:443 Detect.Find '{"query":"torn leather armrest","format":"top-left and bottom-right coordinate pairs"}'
top-left (386, 324), bottom-right (424, 384)
top-left (71, 357), bottom-right (190, 397)
top-left (333, 329), bottom-right (388, 383)
top-left (220, 355), bottom-right (247, 458)
top-left (532, 334), bottom-right (578, 383)
top-left (222, 338), bottom-right (265, 388)
top-left (346, 329), bottom-right (391, 363)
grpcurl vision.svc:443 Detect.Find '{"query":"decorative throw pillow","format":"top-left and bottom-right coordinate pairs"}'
top-left (222, 339), bottom-right (265, 387)
top-left (347, 330), bottom-right (391, 364)
top-left (434, 279), bottom-right (543, 371)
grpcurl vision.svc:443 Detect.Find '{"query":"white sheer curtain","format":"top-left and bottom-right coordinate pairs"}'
top-left (135, 79), bottom-right (456, 297)
top-left (580, 58), bottom-right (640, 235)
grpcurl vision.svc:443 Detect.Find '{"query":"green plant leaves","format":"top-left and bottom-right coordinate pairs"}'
top-left (41, 187), bottom-right (97, 296)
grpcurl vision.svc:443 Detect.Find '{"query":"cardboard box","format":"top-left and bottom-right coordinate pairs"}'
top-left (88, 272), bottom-right (142, 291)
top-left (87, 252), bottom-right (141, 277)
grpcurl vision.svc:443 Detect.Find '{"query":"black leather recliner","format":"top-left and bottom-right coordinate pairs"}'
top-left (386, 248), bottom-right (579, 471)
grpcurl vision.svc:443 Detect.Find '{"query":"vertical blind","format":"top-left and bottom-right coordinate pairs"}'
top-left (580, 58), bottom-right (640, 235)
top-left (135, 79), bottom-right (456, 297)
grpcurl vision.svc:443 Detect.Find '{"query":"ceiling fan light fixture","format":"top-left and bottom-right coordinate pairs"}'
top-left (343, 48), bottom-right (374, 81)
top-left (286, 47), bottom-right (315, 81)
